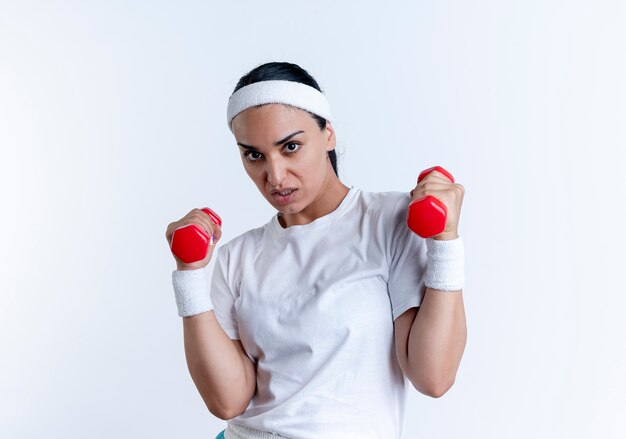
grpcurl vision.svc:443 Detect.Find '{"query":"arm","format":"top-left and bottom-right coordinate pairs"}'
top-left (398, 167), bottom-right (467, 396)
top-left (397, 287), bottom-right (466, 397)
top-left (393, 230), bottom-right (467, 398)
top-left (183, 310), bottom-right (257, 419)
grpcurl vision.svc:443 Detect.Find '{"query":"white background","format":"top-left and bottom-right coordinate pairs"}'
top-left (1, 1), bottom-right (625, 438)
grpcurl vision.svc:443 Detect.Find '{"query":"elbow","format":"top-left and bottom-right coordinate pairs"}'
top-left (215, 406), bottom-right (244, 421)
top-left (411, 375), bottom-right (455, 398)
top-left (203, 393), bottom-right (245, 421)
top-left (425, 381), bottom-right (453, 398)
top-left (209, 401), bottom-right (245, 421)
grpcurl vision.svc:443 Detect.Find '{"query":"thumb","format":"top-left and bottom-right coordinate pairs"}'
top-left (210, 224), bottom-right (223, 246)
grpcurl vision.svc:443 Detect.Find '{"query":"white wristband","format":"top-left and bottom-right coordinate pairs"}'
top-left (172, 266), bottom-right (213, 317)
top-left (424, 236), bottom-right (465, 291)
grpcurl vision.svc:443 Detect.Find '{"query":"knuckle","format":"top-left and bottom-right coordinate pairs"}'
top-left (430, 170), bottom-right (447, 180)
top-left (420, 175), bottom-right (432, 184)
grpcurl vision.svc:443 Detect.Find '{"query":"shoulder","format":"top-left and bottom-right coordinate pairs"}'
top-left (357, 189), bottom-right (411, 220)
top-left (215, 222), bottom-right (268, 257)
top-left (211, 223), bottom-right (267, 289)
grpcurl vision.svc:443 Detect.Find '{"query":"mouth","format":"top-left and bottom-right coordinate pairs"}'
top-left (271, 188), bottom-right (298, 205)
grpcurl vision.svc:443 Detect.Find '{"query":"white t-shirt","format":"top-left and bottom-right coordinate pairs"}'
top-left (210, 186), bottom-right (428, 439)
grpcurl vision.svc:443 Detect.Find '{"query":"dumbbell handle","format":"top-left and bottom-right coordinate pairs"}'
top-left (170, 208), bottom-right (222, 264)
top-left (407, 166), bottom-right (454, 238)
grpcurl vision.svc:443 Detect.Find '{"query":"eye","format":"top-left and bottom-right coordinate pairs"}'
top-left (243, 150), bottom-right (262, 162)
top-left (242, 142), bottom-right (301, 164)
top-left (284, 141), bottom-right (301, 153)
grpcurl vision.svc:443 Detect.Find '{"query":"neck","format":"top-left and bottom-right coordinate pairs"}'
top-left (277, 177), bottom-right (350, 228)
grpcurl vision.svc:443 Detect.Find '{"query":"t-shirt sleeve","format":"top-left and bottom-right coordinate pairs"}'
top-left (386, 193), bottom-right (428, 321)
top-left (209, 245), bottom-right (240, 340)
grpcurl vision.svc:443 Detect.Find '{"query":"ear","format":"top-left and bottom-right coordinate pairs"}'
top-left (324, 120), bottom-right (336, 152)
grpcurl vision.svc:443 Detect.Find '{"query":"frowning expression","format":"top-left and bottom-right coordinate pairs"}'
top-left (231, 103), bottom-right (336, 214)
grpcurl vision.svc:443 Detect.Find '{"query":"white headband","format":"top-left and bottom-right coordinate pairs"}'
top-left (226, 79), bottom-right (333, 132)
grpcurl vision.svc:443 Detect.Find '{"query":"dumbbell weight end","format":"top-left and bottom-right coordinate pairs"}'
top-left (406, 166), bottom-right (454, 238)
top-left (170, 208), bottom-right (222, 264)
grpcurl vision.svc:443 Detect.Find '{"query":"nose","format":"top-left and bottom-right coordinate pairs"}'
top-left (266, 155), bottom-right (287, 186)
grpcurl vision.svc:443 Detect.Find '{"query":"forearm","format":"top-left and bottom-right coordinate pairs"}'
top-left (183, 310), bottom-right (253, 418)
top-left (407, 287), bottom-right (466, 396)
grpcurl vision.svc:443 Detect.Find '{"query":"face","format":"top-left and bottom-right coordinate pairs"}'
top-left (231, 103), bottom-right (336, 216)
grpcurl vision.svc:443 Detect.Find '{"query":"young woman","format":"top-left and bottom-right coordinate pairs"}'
top-left (166, 62), bottom-right (467, 439)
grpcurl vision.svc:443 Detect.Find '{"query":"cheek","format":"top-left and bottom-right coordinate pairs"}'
top-left (312, 148), bottom-right (330, 171)
top-left (301, 145), bottom-right (326, 167)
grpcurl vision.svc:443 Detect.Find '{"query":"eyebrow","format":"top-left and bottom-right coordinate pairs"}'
top-left (237, 130), bottom-right (305, 151)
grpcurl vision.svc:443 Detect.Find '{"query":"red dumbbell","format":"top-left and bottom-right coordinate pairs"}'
top-left (407, 166), bottom-right (455, 238)
top-left (170, 208), bottom-right (222, 264)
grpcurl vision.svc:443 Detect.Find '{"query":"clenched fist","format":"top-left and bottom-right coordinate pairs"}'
top-left (165, 208), bottom-right (223, 270)
top-left (410, 168), bottom-right (465, 241)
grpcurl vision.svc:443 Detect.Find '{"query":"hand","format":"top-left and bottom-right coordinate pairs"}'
top-left (410, 169), bottom-right (465, 240)
top-left (165, 208), bottom-right (223, 270)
